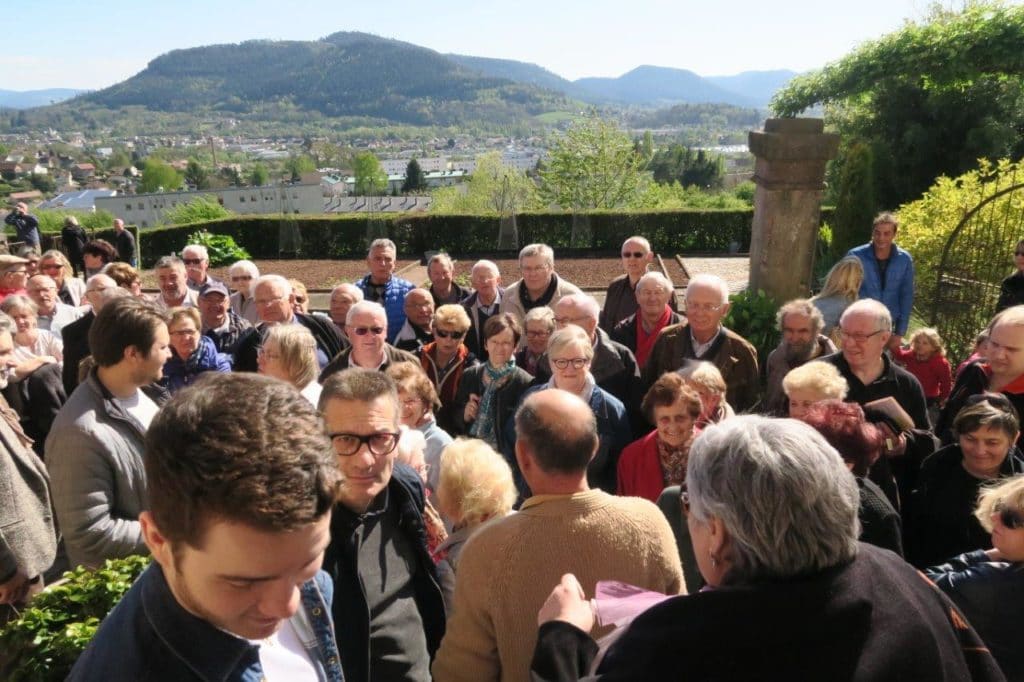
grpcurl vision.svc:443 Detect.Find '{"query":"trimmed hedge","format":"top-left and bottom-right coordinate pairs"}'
top-left (59, 208), bottom-right (832, 268)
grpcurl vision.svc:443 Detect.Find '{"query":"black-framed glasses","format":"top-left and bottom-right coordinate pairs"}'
top-left (839, 329), bottom-right (885, 343)
top-left (328, 431), bottom-right (400, 456)
top-left (995, 502), bottom-right (1024, 530)
top-left (351, 326), bottom-right (385, 336)
top-left (435, 329), bottom-right (465, 340)
top-left (551, 357), bottom-right (588, 370)
top-left (622, 251), bottom-right (645, 258)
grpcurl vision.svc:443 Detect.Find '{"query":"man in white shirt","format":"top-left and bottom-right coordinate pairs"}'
top-left (26, 274), bottom-right (84, 338)
top-left (45, 297), bottom-right (172, 568)
top-left (153, 255), bottom-right (198, 311)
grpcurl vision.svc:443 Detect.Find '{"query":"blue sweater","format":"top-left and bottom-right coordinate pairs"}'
top-left (846, 243), bottom-right (915, 335)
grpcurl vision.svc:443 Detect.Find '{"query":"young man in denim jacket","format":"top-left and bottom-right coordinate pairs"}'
top-left (70, 373), bottom-right (345, 681)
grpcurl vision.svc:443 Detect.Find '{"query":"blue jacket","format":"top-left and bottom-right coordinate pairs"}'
top-left (323, 463), bottom-right (446, 682)
top-left (355, 274), bottom-right (415, 344)
top-left (162, 335), bottom-right (231, 393)
top-left (846, 243), bottom-right (915, 335)
top-left (69, 563), bottom-right (344, 681)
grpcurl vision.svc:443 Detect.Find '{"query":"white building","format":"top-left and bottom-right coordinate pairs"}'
top-left (95, 184), bottom-right (324, 228)
top-left (380, 157), bottom-right (448, 175)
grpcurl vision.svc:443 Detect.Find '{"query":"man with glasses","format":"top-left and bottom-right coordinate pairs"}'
top-left (0, 254), bottom-right (30, 304)
top-left (499, 243), bottom-right (582, 327)
top-left (356, 239), bottom-right (415, 344)
top-left (462, 260), bottom-right (504, 362)
top-left (232, 275), bottom-right (343, 373)
top-left (846, 212), bottom-right (914, 351)
top-left (318, 301), bottom-right (417, 382)
top-left (320, 368), bottom-right (445, 682)
top-left (601, 236), bottom-right (678, 333)
top-left (27, 274), bottom-right (84, 339)
top-left (394, 288), bottom-right (435, 353)
top-left (197, 280), bottom-right (251, 362)
top-left (643, 273), bottom-right (759, 412)
top-left (181, 244), bottom-right (222, 292)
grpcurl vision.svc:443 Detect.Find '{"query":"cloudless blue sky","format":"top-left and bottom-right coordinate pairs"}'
top-left (3, 0), bottom-right (1017, 90)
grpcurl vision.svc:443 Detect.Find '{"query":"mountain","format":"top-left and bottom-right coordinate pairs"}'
top-left (0, 88), bottom-right (85, 109)
top-left (573, 65), bottom-right (761, 107)
top-left (705, 70), bottom-right (798, 107)
top-left (446, 54), bottom-right (577, 95)
top-left (61, 32), bottom-right (571, 127)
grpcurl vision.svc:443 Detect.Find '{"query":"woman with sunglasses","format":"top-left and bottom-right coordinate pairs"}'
top-left (419, 304), bottom-right (477, 434)
top-left (907, 394), bottom-right (1024, 568)
top-left (507, 325), bottom-right (630, 497)
top-left (38, 250), bottom-right (86, 307)
top-left (926, 474), bottom-right (1024, 680)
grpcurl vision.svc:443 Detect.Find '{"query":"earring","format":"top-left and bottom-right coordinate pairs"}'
top-left (710, 553), bottom-right (718, 568)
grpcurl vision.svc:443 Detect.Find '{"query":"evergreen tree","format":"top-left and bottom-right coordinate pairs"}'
top-left (830, 142), bottom-right (876, 260)
top-left (402, 158), bottom-right (426, 192)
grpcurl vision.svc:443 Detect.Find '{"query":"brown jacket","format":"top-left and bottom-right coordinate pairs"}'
top-left (642, 321), bottom-right (760, 412)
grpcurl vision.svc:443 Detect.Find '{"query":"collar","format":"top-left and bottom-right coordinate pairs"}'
top-left (349, 349), bottom-right (387, 370)
top-left (980, 363), bottom-right (1024, 395)
top-left (140, 564), bottom-right (259, 679)
top-left (690, 326), bottom-right (723, 357)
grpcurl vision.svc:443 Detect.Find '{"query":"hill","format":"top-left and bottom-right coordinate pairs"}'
top-left (0, 88), bottom-right (85, 109)
top-left (574, 65), bottom-right (761, 107)
top-left (705, 70), bottom-right (798, 107)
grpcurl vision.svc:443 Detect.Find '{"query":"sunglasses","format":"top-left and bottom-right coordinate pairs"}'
top-left (351, 326), bottom-right (385, 336)
top-left (435, 329), bottom-right (465, 340)
top-left (996, 503), bottom-right (1024, 530)
top-left (183, 258), bottom-right (204, 266)
top-left (294, 296), bottom-right (307, 304)
top-left (622, 251), bottom-right (645, 258)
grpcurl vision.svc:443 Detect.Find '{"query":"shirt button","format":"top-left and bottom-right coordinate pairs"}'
top-left (312, 607), bottom-right (322, 616)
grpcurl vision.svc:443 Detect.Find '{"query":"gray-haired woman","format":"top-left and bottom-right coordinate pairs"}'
top-left (530, 416), bottom-right (1006, 681)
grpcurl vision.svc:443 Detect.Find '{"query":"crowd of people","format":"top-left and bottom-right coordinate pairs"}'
top-left (1, 207), bottom-right (1023, 681)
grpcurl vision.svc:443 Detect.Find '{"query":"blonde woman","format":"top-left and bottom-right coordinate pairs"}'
top-left (433, 438), bottom-right (516, 615)
top-left (812, 256), bottom-right (864, 339)
top-left (782, 360), bottom-right (850, 419)
top-left (257, 323), bottom-right (321, 405)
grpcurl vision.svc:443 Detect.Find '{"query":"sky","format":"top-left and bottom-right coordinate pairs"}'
top-left (2, 0), bottom-right (1016, 91)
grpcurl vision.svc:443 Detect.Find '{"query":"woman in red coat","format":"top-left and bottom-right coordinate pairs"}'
top-left (617, 372), bottom-right (702, 502)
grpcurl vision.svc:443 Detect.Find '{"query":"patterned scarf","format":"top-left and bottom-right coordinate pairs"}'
top-left (657, 433), bottom-right (694, 487)
top-left (470, 359), bottom-right (517, 447)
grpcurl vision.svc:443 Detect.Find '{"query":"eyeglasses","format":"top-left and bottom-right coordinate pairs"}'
top-left (294, 296), bottom-right (307, 304)
top-left (995, 502), bottom-right (1024, 530)
top-left (255, 296), bottom-right (285, 307)
top-left (839, 329), bottom-right (885, 343)
top-left (686, 302), bottom-right (723, 314)
top-left (351, 326), bottom-right (385, 336)
top-left (551, 357), bottom-right (589, 370)
top-left (521, 265), bottom-right (549, 274)
top-left (622, 251), bottom-right (645, 258)
top-left (525, 330), bottom-right (550, 339)
top-left (435, 329), bottom-right (465, 340)
top-left (170, 329), bottom-right (198, 337)
top-left (183, 258), bottom-right (204, 266)
top-left (554, 315), bottom-right (593, 326)
top-left (256, 347), bottom-right (281, 360)
top-left (329, 431), bottom-right (400, 456)
top-left (231, 275), bottom-right (252, 282)
top-left (40, 263), bottom-right (63, 271)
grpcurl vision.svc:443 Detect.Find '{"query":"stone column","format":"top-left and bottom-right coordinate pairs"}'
top-left (747, 118), bottom-right (839, 302)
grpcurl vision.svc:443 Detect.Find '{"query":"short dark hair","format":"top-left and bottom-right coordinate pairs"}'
top-left (88, 297), bottom-right (168, 367)
top-left (483, 312), bottom-right (522, 347)
top-left (145, 373), bottom-right (340, 549)
top-left (514, 393), bottom-right (597, 474)
top-left (800, 400), bottom-right (884, 477)
top-left (319, 367), bottom-right (400, 422)
top-left (953, 393), bottom-right (1020, 441)
top-left (641, 372), bottom-right (702, 422)
top-left (82, 239), bottom-right (117, 263)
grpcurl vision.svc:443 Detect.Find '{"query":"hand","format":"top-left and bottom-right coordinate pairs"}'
top-left (876, 422), bottom-right (907, 458)
top-left (0, 569), bottom-right (31, 605)
top-left (464, 394), bottom-right (480, 422)
top-left (537, 573), bottom-right (594, 633)
top-left (887, 334), bottom-right (903, 352)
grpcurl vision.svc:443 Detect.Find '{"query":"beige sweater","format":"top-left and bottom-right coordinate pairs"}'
top-left (431, 489), bottom-right (685, 682)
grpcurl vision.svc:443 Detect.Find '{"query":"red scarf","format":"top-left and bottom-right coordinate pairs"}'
top-left (635, 305), bottom-right (672, 368)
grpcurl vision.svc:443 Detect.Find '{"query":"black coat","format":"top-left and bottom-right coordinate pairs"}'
top-left (530, 543), bottom-right (1006, 682)
top-left (60, 310), bottom-right (94, 397)
top-left (996, 270), bottom-right (1024, 313)
top-left (937, 359), bottom-right (1024, 449)
top-left (233, 312), bottom-right (344, 373)
top-left (452, 364), bottom-right (533, 455)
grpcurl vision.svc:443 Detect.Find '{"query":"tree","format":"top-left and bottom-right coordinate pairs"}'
top-left (284, 154), bottom-right (316, 183)
top-left (219, 166), bottom-right (243, 187)
top-left (184, 158), bottom-right (210, 190)
top-left (402, 158), bottom-right (426, 193)
top-left (829, 142), bottom-right (875, 260)
top-left (163, 195), bottom-right (233, 225)
top-left (28, 172), bottom-right (56, 194)
top-left (772, 2), bottom-right (1024, 207)
top-left (249, 164), bottom-right (270, 187)
top-left (353, 152), bottom-right (387, 196)
top-left (538, 117), bottom-right (647, 210)
top-left (648, 144), bottom-right (724, 189)
top-left (139, 158), bottom-right (183, 193)
top-left (430, 152), bottom-right (542, 214)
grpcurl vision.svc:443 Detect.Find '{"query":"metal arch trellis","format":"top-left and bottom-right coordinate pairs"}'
top-left (929, 180), bottom-right (1024, 362)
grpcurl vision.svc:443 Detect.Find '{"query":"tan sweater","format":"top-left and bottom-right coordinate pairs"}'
top-left (431, 489), bottom-right (685, 682)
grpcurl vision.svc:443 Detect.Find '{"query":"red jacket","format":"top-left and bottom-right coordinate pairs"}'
top-left (616, 430), bottom-right (665, 503)
top-left (893, 348), bottom-right (952, 401)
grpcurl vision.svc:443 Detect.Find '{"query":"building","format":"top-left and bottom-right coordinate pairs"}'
top-left (38, 189), bottom-right (118, 211)
top-left (380, 157), bottom-right (448, 175)
top-left (95, 184), bottom-right (324, 228)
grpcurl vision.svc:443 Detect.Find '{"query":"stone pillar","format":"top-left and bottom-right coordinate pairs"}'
top-left (748, 118), bottom-right (839, 302)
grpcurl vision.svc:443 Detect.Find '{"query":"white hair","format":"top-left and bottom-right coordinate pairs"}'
top-left (182, 244), bottom-right (209, 261)
top-left (687, 416), bottom-right (860, 584)
top-left (228, 259), bottom-right (260, 278)
top-left (686, 274), bottom-right (730, 305)
top-left (637, 271), bottom-right (674, 295)
top-left (331, 282), bottom-right (363, 300)
top-left (368, 238), bottom-right (397, 255)
top-left (519, 243), bottom-right (554, 269)
top-left (472, 259), bottom-right (499, 276)
top-left (555, 293), bottom-right (600, 322)
top-left (346, 300), bottom-right (387, 327)
top-left (253, 274), bottom-right (292, 298)
top-left (839, 298), bottom-right (892, 333)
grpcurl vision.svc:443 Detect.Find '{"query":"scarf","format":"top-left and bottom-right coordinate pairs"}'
top-left (544, 371), bottom-right (596, 404)
top-left (635, 305), bottom-right (673, 368)
top-left (470, 359), bottom-right (517, 447)
top-left (518, 273), bottom-right (559, 312)
top-left (657, 433), bottom-right (694, 487)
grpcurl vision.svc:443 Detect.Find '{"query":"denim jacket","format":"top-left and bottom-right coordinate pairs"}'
top-left (69, 563), bottom-right (344, 681)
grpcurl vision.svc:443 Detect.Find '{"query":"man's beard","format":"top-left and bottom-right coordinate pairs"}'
top-left (784, 339), bottom-right (818, 364)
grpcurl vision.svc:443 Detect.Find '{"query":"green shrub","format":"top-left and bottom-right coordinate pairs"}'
top-left (162, 195), bottom-right (233, 225)
top-left (724, 288), bottom-right (780, 367)
top-left (187, 229), bottom-right (251, 266)
top-left (28, 209), bottom-right (115, 235)
top-left (0, 555), bottom-right (151, 681)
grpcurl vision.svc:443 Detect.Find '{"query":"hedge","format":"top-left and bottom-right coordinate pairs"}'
top-left (40, 208), bottom-right (834, 268)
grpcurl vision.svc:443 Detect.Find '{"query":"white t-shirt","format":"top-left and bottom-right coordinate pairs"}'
top-left (256, 620), bottom-right (318, 681)
top-left (116, 390), bottom-right (159, 429)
